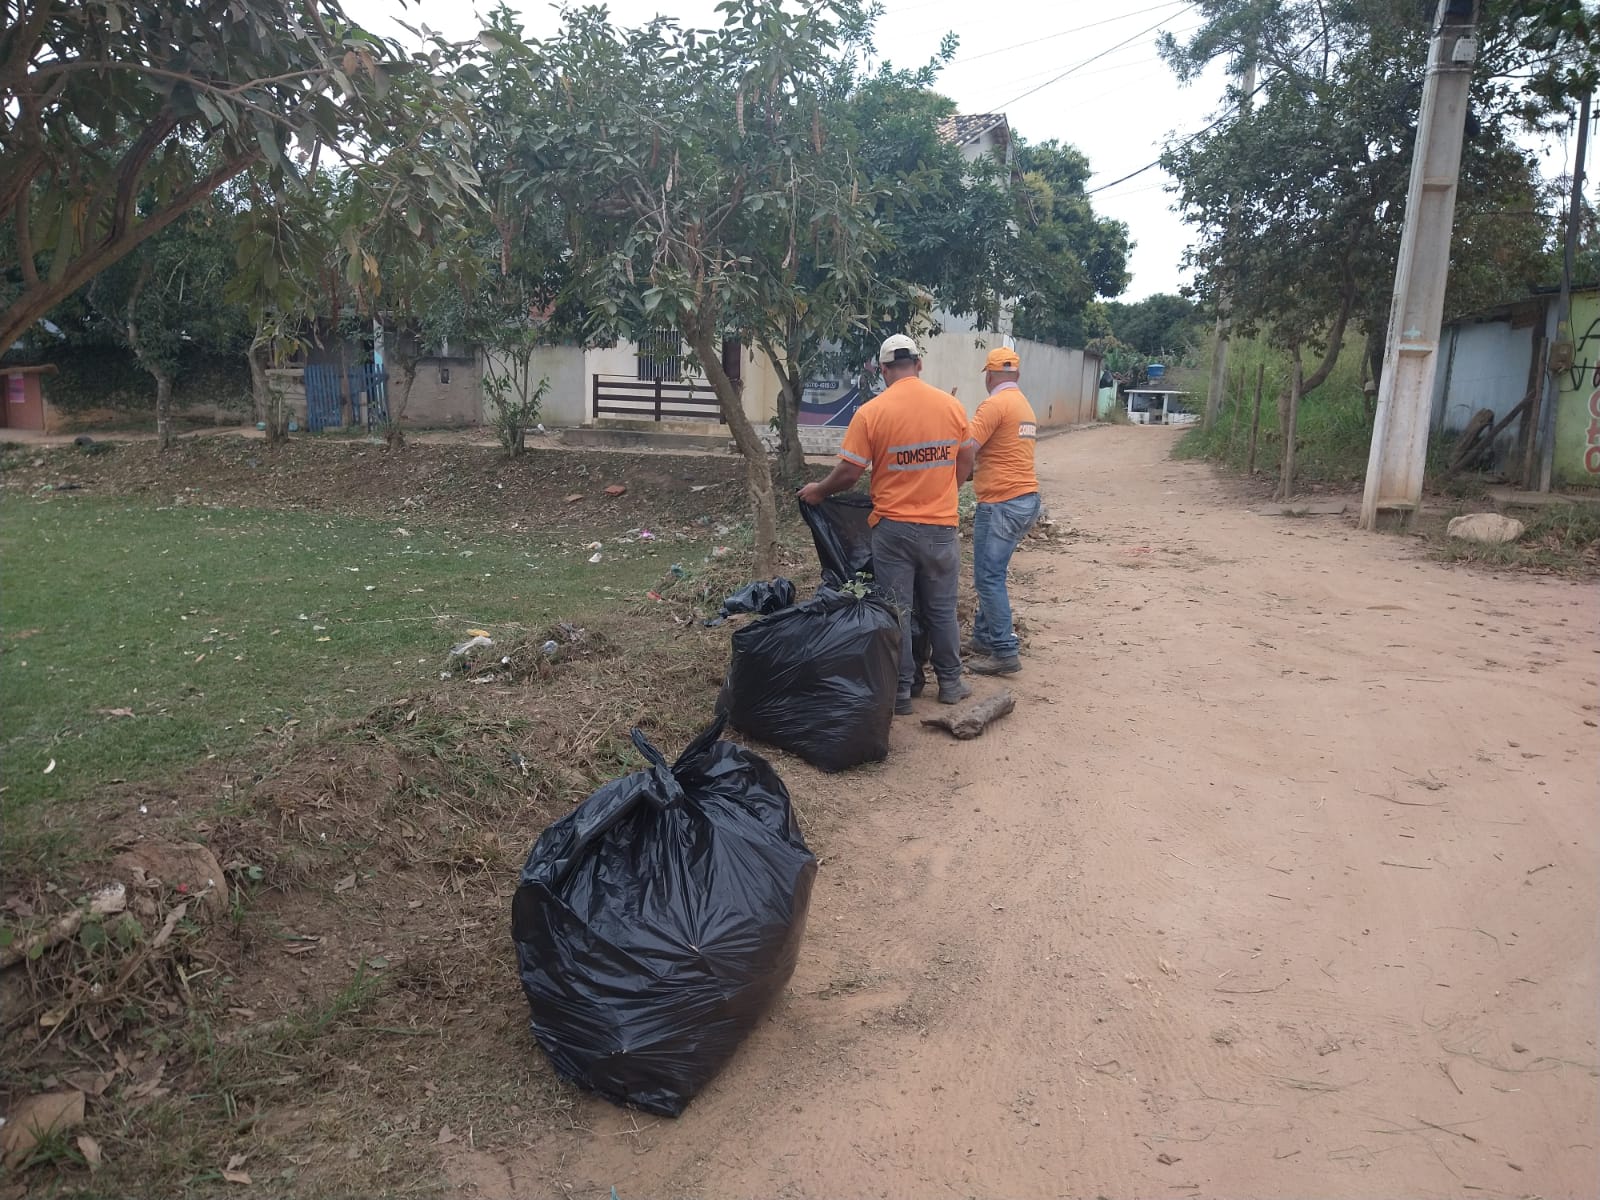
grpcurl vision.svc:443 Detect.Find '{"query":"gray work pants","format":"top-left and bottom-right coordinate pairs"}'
top-left (871, 518), bottom-right (962, 699)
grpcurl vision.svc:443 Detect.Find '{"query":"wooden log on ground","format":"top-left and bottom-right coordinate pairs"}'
top-left (921, 690), bottom-right (1016, 740)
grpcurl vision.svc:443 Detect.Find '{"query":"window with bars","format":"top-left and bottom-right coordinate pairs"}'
top-left (635, 329), bottom-right (684, 382)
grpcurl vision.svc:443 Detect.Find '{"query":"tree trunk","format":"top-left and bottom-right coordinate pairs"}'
top-left (248, 338), bottom-right (271, 426)
top-left (1364, 320), bottom-right (1385, 418)
top-left (123, 258), bottom-right (180, 452)
top-left (1279, 348), bottom-right (1304, 500)
top-left (154, 369), bottom-right (175, 451)
top-left (1298, 284), bottom-right (1355, 398)
top-left (775, 362), bottom-right (807, 483)
top-left (387, 360), bottom-right (416, 450)
top-left (690, 322), bottom-right (777, 577)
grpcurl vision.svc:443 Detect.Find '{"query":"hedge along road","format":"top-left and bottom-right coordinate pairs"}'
top-left (457, 425), bottom-right (1597, 1200)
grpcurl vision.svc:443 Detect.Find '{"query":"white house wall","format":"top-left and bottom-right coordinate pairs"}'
top-left (551, 322), bottom-right (1099, 433)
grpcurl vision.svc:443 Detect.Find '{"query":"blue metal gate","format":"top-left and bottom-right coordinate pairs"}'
top-left (304, 363), bottom-right (389, 431)
top-left (305, 364), bottom-right (344, 431)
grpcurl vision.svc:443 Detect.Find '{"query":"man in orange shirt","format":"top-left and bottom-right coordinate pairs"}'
top-left (964, 346), bottom-right (1040, 676)
top-left (800, 334), bottom-right (975, 713)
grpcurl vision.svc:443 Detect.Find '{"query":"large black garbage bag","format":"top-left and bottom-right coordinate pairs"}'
top-left (512, 717), bottom-right (816, 1117)
top-left (718, 585), bottom-right (901, 772)
top-left (799, 494), bottom-right (930, 673)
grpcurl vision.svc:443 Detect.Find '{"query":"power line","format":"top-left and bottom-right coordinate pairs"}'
top-left (1085, 112), bottom-right (1226, 195)
top-left (945, 0), bottom-right (1189, 67)
top-left (993, 3), bottom-right (1198, 109)
top-left (1083, 28), bottom-right (1327, 196)
top-left (964, 27), bottom-right (1201, 92)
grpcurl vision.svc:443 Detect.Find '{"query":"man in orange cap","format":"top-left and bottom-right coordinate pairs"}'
top-left (800, 334), bottom-right (975, 713)
top-left (964, 345), bottom-right (1039, 676)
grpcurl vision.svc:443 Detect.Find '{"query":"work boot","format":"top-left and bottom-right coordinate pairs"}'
top-left (967, 654), bottom-right (1020, 676)
top-left (961, 638), bottom-right (993, 657)
top-left (937, 681), bottom-right (973, 705)
top-left (895, 697), bottom-right (915, 716)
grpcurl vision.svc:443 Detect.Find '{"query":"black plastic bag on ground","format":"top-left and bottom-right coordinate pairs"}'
top-left (718, 585), bottom-right (901, 772)
top-left (512, 717), bottom-right (816, 1117)
top-left (798, 494), bottom-right (931, 675)
top-left (708, 578), bottom-right (797, 625)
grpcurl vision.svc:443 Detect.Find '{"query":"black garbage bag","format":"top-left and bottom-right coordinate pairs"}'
top-left (705, 578), bottom-right (797, 626)
top-left (511, 717), bottom-right (816, 1117)
top-left (798, 494), bottom-right (931, 677)
top-left (800, 492), bottom-right (874, 588)
top-left (718, 584), bottom-right (901, 772)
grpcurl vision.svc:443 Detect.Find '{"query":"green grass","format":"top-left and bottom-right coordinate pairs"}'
top-left (0, 496), bottom-right (703, 874)
top-left (1429, 502), bottom-right (1600, 576)
top-left (1172, 334), bottom-right (1377, 486)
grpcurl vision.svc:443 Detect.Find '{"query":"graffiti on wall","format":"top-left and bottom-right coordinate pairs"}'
top-left (1554, 294), bottom-right (1600, 487)
top-left (1566, 312), bottom-right (1600, 476)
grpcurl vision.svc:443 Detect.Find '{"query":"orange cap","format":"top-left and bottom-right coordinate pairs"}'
top-left (984, 347), bottom-right (1020, 371)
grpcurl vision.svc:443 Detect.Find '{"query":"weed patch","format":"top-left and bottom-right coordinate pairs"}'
top-left (1424, 503), bottom-right (1600, 578)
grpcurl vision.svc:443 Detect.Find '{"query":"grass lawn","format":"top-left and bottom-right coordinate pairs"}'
top-left (1, 495), bottom-right (699, 875)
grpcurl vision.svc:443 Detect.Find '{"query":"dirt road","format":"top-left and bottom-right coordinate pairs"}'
top-left (467, 425), bottom-right (1598, 1200)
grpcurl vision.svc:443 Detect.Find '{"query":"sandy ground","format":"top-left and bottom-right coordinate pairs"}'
top-left (463, 425), bottom-right (1598, 1200)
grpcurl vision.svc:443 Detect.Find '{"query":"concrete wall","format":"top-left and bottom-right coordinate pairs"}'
top-left (402, 356), bottom-right (480, 427)
top-left (911, 321), bottom-right (1102, 428)
top-left (495, 345), bottom-right (587, 427)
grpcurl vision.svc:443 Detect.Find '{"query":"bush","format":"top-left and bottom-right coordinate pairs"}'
top-left (1173, 335), bottom-right (1375, 486)
top-left (0, 345), bottom-right (250, 414)
top-left (489, 374), bottom-right (549, 457)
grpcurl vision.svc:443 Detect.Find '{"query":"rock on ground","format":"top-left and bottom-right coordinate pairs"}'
top-left (1447, 512), bottom-right (1525, 544)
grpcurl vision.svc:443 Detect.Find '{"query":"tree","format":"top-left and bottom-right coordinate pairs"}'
top-left (519, 0), bottom-right (876, 575)
top-left (739, 51), bottom-right (942, 481)
top-left (83, 198), bottom-right (249, 449)
top-left (469, 5), bottom-right (602, 457)
top-left (1101, 293), bottom-right (1202, 359)
top-left (1010, 139), bottom-right (1131, 347)
top-left (1160, 0), bottom-right (1576, 470)
top-left (1, 0), bottom-right (480, 356)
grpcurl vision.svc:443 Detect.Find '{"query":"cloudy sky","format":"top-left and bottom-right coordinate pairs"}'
top-left (345, 0), bottom-right (1584, 302)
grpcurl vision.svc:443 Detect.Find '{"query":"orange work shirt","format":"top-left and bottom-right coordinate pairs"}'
top-left (839, 376), bottom-right (970, 526)
top-left (967, 383), bottom-right (1038, 504)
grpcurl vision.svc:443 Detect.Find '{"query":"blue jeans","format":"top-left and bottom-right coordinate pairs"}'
top-left (972, 492), bottom-right (1040, 660)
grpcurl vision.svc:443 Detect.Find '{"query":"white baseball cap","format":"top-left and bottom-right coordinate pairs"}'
top-left (877, 333), bottom-right (921, 365)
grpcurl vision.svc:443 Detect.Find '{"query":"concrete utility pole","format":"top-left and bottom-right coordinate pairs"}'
top-left (1203, 51), bottom-right (1257, 431)
top-left (1536, 91), bottom-right (1591, 493)
top-left (1359, 0), bottom-right (1479, 530)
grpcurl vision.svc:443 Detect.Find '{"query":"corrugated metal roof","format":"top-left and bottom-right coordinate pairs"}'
top-left (937, 113), bottom-right (1008, 146)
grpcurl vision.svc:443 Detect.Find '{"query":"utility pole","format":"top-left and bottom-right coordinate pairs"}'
top-left (1359, 0), bottom-right (1479, 530)
top-left (1536, 90), bottom-right (1590, 493)
top-left (1203, 50), bottom-right (1257, 431)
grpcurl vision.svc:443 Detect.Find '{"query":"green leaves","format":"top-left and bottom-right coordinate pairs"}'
top-left (2, 0), bottom-right (482, 355)
top-left (1163, 0), bottom-right (1565, 353)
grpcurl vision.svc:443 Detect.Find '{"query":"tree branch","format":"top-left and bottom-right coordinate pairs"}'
top-left (13, 187), bottom-right (39, 287)
top-left (107, 112), bottom-right (184, 250)
top-left (0, 151), bottom-right (256, 355)
top-left (1299, 271), bottom-right (1356, 396)
top-left (0, 0), bottom-right (57, 99)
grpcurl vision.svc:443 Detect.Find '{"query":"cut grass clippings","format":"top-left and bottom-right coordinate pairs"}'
top-left (0, 443), bottom-right (850, 1199)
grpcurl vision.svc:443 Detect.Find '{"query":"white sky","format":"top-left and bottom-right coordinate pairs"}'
top-left (347, 0), bottom-right (1586, 302)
